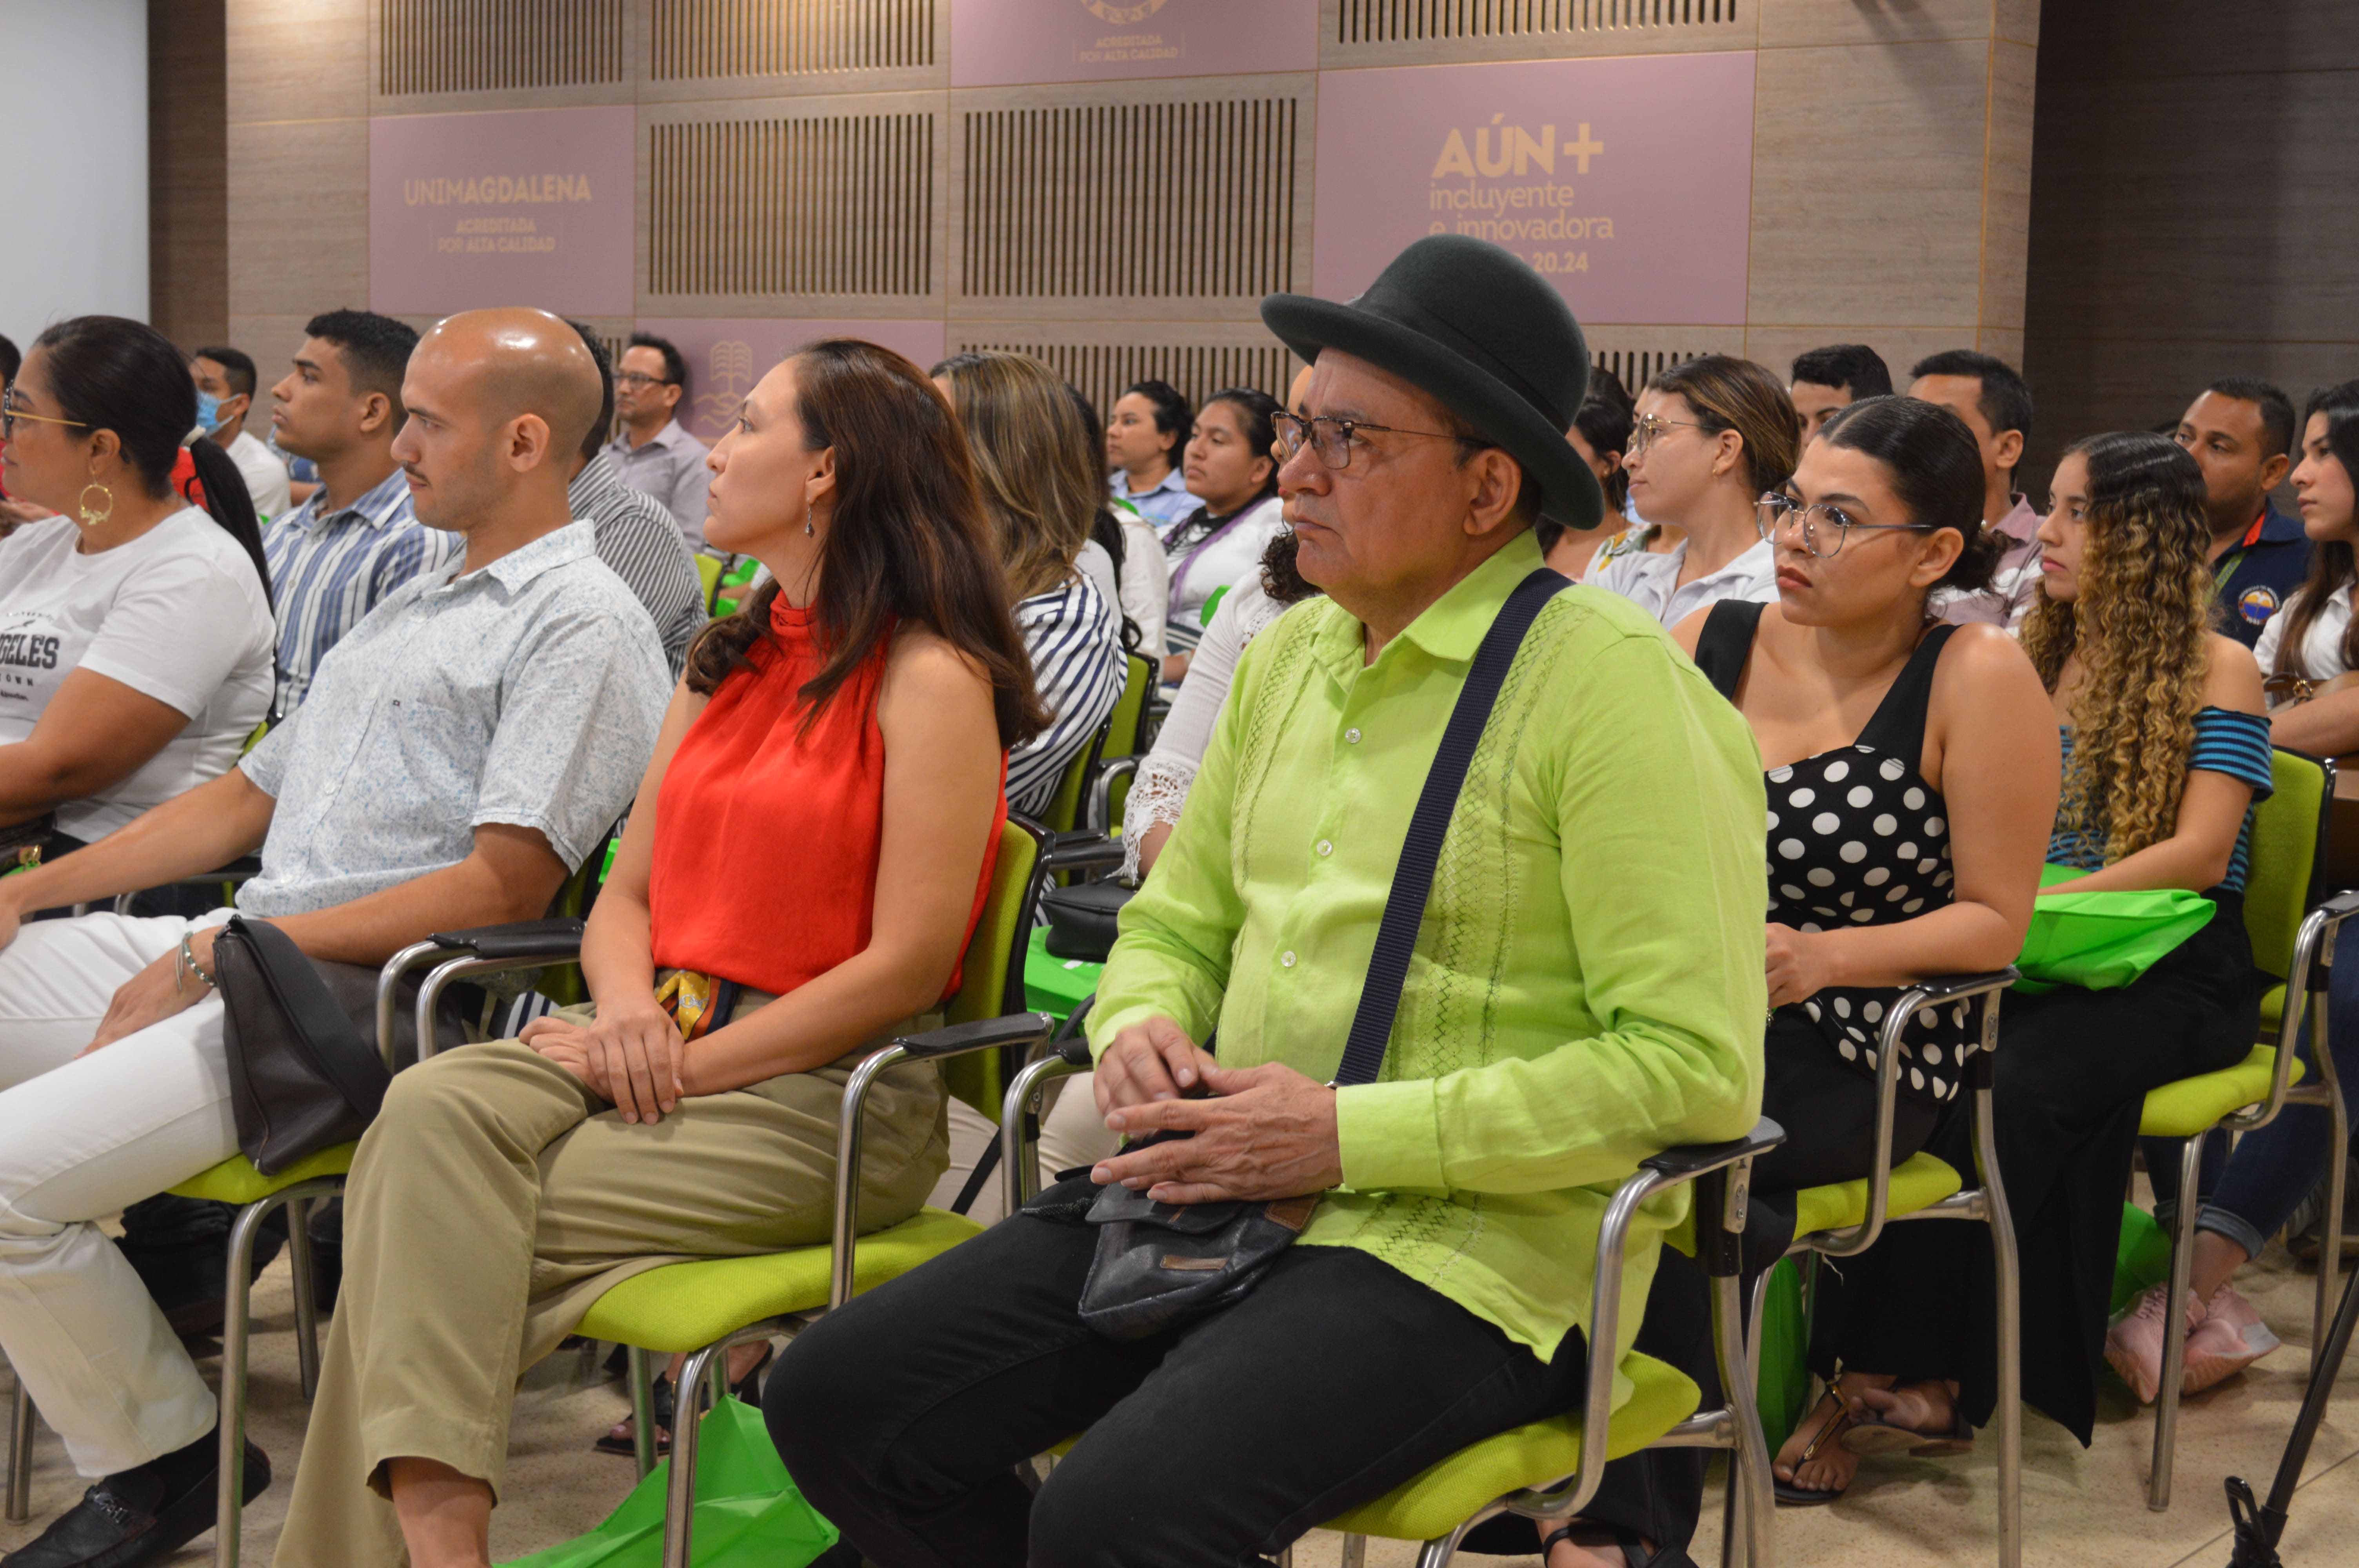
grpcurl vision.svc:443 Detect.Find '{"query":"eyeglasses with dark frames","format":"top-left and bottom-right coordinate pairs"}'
top-left (1756, 492), bottom-right (1935, 559)
top-left (614, 370), bottom-right (676, 390)
top-left (1272, 410), bottom-right (1467, 471)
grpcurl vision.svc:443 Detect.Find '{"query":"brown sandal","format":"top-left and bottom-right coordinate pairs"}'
top-left (1774, 1388), bottom-right (1856, 1506)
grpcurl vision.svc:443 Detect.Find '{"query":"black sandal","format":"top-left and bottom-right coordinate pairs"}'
top-left (1540, 1519), bottom-right (1685, 1567)
top-left (594, 1344), bottom-right (774, 1457)
top-left (1772, 1387), bottom-right (1856, 1506)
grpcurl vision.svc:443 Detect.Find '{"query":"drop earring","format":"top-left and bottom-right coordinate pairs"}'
top-left (803, 495), bottom-right (814, 537)
top-left (76, 483), bottom-right (113, 528)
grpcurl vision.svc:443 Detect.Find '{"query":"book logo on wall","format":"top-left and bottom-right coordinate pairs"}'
top-left (1082, 0), bottom-right (1168, 22)
top-left (952, 0), bottom-right (1312, 87)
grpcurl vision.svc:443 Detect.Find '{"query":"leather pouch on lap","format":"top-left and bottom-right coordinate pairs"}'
top-left (1069, 568), bottom-right (1571, 1342)
top-left (1041, 879), bottom-right (1134, 963)
top-left (214, 915), bottom-right (393, 1174)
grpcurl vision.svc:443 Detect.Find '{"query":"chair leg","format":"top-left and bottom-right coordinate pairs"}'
top-left (2317, 1077), bottom-right (2349, 1360)
top-left (627, 1345), bottom-right (657, 1481)
top-left (6, 1364), bottom-right (31, 1523)
top-left (1972, 1084), bottom-right (2023, 1568)
top-left (1716, 1270), bottom-right (1775, 1568)
top-left (285, 1197), bottom-right (321, 1402)
top-left (661, 1342), bottom-right (724, 1568)
top-left (2148, 1134), bottom-right (2206, 1511)
top-left (577, 1336), bottom-right (603, 1385)
top-left (1338, 1534), bottom-right (1367, 1568)
top-left (1414, 1519), bottom-right (1478, 1568)
top-left (214, 1199), bottom-right (276, 1568)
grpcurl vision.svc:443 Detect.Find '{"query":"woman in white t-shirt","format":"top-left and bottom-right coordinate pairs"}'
top-left (1158, 388), bottom-right (1287, 682)
top-left (0, 317), bottom-right (276, 846)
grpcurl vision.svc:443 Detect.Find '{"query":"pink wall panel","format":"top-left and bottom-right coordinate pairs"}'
top-left (369, 107), bottom-right (636, 318)
top-left (1313, 54), bottom-right (1757, 327)
top-left (634, 318), bottom-right (951, 441)
top-left (950, 0), bottom-right (1316, 88)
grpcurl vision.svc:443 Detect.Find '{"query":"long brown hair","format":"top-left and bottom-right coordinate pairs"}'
top-left (2019, 431), bottom-right (2212, 863)
top-left (683, 339), bottom-right (1048, 750)
top-left (2268, 379), bottom-right (2359, 680)
top-left (1648, 354), bottom-right (1803, 496)
top-left (932, 351), bottom-right (1100, 600)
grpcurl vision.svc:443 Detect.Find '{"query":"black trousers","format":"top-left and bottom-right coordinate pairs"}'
top-left (1743, 1012), bottom-right (1940, 1272)
top-left (1816, 898), bottom-right (2260, 1442)
top-left (765, 1204), bottom-right (1707, 1567)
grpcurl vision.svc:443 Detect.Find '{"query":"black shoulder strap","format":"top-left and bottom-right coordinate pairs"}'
top-left (1692, 599), bottom-right (1765, 703)
top-left (1330, 568), bottom-right (1570, 1088)
top-left (1855, 622), bottom-right (1960, 768)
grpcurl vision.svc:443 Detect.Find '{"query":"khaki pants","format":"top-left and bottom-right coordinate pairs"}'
top-left (272, 1014), bottom-right (947, 1568)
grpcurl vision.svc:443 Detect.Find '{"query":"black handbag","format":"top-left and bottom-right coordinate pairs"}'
top-left (1067, 568), bottom-right (1570, 1340)
top-left (213, 914), bottom-right (394, 1174)
top-left (1040, 878), bottom-right (1134, 962)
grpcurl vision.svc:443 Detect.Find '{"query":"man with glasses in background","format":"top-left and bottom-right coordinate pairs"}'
top-left (600, 330), bottom-right (710, 550)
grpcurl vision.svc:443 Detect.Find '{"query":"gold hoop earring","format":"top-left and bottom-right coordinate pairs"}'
top-left (76, 483), bottom-right (113, 528)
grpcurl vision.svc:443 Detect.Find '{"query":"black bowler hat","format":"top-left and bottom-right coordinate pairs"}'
top-left (1260, 235), bottom-right (1603, 532)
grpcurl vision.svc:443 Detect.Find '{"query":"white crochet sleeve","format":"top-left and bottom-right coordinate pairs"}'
top-left (1120, 754), bottom-right (1199, 882)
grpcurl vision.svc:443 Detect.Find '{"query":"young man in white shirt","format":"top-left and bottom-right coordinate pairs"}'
top-left (600, 332), bottom-right (711, 550)
top-left (191, 347), bottom-right (293, 522)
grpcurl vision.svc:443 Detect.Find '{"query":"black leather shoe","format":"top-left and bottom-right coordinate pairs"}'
top-left (0, 1439), bottom-right (269, 1568)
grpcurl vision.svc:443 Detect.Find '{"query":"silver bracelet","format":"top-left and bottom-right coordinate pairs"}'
top-left (178, 929), bottom-right (218, 991)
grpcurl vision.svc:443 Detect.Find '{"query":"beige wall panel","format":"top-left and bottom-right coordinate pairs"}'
top-left (947, 74), bottom-right (1315, 326)
top-left (227, 118), bottom-right (369, 325)
top-left (632, 0), bottom-right (947, 102)
top-left (1757, 0), bottom-right (2000, 48)
top-left (1739, 326), bottom-right (1973, 385)
top-left (1977, 38), bottom-right (2035, 337)
top-left (227, 0), bottom-right (367, 124)
top-left (1319, 0), bottom-right (1751, 69)
top-left (369, 0), bottom-right (631, 110)
top-left (1994, 0), bottom-right (2040, 47)
top-left (636, 90), bottom-right (950, 316)
top-left (1975, 326), bottom-right (2023, 368)
top-left (227, 313), bottom-right (336, 370)
top-left (1747, 38), bottom-right (1993, 330)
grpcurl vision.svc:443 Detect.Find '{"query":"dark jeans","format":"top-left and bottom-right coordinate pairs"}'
top-left (2143, 918), bottom-right (2359, 1259)
top-left (765, 1202), bottom-right (1705, 1568)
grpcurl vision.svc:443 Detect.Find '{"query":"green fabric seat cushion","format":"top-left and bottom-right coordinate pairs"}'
top-left (1665, 1150), bottom-right (1961, 1256)
top-left (577, 1207), bottom-right (983, 1354)
top-left (1321, 1352), bottom-right (1701, 1541)
top-left (2141, 1046), bottom-right (2304, 1138)
top-left (169, 1143), bottom-right (356, 1205)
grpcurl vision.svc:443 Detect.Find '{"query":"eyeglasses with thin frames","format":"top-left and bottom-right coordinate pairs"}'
top-left (1271, 410), bottom-right (1467, 471)
top-left (0, 390), bottom-right (89, 441)
top-left (1625, 412), bottom-right (1713, 457)
top-left (1756, 492), bottom-right (1935, 559)
top-left (614, 371), bottom-right (676, 390)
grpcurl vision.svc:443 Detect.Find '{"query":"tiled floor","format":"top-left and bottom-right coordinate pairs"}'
top-left (5, 1241), bottom-right (2356, 1566)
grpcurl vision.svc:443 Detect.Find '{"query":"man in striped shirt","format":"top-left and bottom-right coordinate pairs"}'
top-left (565, 322), bottom-right (709, 679)
top-left (263, 310), bottom-right (460, 714)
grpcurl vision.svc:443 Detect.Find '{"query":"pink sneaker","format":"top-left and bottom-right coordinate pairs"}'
top-left (2181, 1283), bottom-right (2281, 1395)
top-left (2105, 1282), bottom-right (2205, 1404)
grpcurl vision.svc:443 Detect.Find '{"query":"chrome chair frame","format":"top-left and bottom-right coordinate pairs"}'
top-left (1748, 970), bottom-right (2023, 1568)
top-left (2145, 890), bottom-right (2359, 1509)
top-left (1001, 1040), bottom-right (1784, 1568)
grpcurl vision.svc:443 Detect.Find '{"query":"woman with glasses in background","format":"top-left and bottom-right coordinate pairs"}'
top-left (1670, 396), bottom-right (2057, 1501)
top-left (0, 316), bottom-right (274, 856)
top-left (1594, 354), bottom-right (1802, 626)
top-left (1782, 430), bottom-right (2272, 1503)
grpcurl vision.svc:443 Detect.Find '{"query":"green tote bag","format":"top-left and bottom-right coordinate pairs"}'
top-left (2012, 864), bottom-right (2216, 995)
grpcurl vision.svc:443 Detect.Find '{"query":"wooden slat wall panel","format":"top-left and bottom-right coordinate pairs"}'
top-left (961, 98), bottom-right (1298, 300)
top-left (1593, 346), bottom-right (1710, 390)
top-left (379, 0), bottom-right (625, 94)
top-left (649, 0), bottom-right (934, 80)
top-left (1338, 0), bottom-right (1736, 42)
top-left (648, 113), bottom-right (935, 296)
top-left (964, 341), bottom-right (1301, 417)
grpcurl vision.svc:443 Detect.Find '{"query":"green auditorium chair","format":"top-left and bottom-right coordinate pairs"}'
top-left (1001, 1038), bottom-right (1788, 1568)
top-left (2135, 749), bottom-right (2357, 1510)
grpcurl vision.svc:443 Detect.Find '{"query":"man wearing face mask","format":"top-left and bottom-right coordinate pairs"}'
top-left (191, 346), bottom-right (293, 521)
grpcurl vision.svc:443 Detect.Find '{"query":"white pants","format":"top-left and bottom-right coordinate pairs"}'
top-left (0, 909), bottom-right (237, 1477)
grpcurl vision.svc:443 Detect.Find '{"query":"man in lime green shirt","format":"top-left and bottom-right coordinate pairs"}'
top-left (768, 236), bottom-right (1766, 1568)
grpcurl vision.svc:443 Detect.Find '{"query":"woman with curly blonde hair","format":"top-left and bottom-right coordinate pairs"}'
top-left (1799, 431), bottom-right (2270, 1485)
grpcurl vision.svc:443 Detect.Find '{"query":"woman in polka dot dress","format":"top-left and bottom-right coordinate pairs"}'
top-left (1802, 432), bottom-right (2274, 1498)
top-left (1676, 396), bottom-right (2059, 1501)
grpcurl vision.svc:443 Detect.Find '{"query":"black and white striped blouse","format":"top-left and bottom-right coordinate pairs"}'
top-left (1007, 570), bottom-right (1126, 818)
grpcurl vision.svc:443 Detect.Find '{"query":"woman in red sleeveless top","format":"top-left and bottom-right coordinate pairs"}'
top-left (276, 340), bottom-right (1046, 1568)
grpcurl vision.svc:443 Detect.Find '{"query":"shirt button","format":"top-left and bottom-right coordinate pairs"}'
top-left (1281, 951), bottom-right (1298, 968)
top-left (1345, 728), bottom-right (1362, 744)
top-left (1316, 840), bottom-right (1333, 857)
